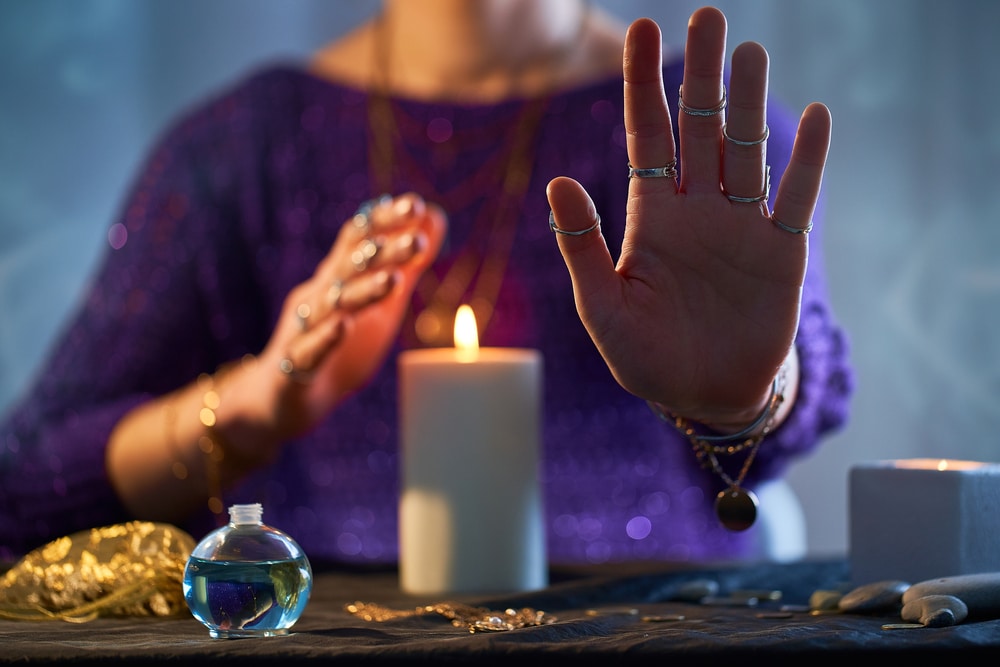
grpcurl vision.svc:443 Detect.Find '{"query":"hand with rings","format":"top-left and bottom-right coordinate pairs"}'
top-left (257, 192), bottom-right (446, 437)
top-left (546, 8), bottom-right (831, 432)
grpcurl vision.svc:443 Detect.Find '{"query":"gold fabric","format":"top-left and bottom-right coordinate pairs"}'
top-left (0, 521), bottom-right (195, 622)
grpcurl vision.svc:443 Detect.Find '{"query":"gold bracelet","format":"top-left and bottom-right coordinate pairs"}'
top-left (164, 399), bottom-right (188, 482)
top-left (195, 354), bottom-right (259, 517)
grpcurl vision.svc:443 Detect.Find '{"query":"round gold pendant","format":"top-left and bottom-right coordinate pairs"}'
top-left (714, 486), bottom-right (759, 531)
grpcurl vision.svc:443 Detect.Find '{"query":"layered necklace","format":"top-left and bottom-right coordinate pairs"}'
top-left (366, 15), bottom-right (553, 347)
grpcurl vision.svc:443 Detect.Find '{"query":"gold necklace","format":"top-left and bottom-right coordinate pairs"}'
top-left (366, 16), bottom-right (551, 347)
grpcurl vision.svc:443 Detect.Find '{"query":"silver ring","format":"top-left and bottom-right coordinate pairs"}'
top-left (770, 216), bottom-right (813, 235)
top-left (549, 210), bottom-right (601, 237)
top-left (352, 238), bottom-right (380, 271)
top-left (678, 85), bottom-right (727, 117)
top-left (723, 123), bottom-right (769, 147)
top-left (352, 194), bottom-right (391, 235)
top-left (628, 161), bottom-right (678, 179)
top-left (325, 279), bottom-right (344, 309)
top-left (295, 303), bottom-right (311, 331)
top-left (278, 357), bottom-right (313, 384)
top-left (724, 165), bottom-right (771, 204)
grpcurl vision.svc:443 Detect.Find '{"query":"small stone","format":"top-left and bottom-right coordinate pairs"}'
top-left (809, 589), bottom-right (843, 611)
top-left (902, 572), bottom-right (1000, 616)
top-left (671, 578), bottom-right (720, 602)
top-left (838, 580), bottom-right (910, 613)
top-left (900, 594), bottom-right (968, 627)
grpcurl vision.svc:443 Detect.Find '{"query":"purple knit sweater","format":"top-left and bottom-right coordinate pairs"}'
top-left (0, 61), bottom-right (853, 565)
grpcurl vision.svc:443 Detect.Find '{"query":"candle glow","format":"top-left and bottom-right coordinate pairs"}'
top-left (454, 304), bottom-right (479, 357)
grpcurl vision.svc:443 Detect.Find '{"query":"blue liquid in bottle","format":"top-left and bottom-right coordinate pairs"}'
top-left (183, 503), bottom-right (312, 638)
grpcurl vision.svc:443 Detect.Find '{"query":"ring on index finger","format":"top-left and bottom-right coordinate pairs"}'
top-left (628, 160), bottom-right (678, 180)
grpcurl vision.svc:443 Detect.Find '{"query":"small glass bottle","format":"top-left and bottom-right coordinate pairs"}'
top-left (182, 503), bottom-right (312, 638)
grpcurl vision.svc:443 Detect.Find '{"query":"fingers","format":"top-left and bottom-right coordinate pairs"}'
top-left (279, 311), bottom-right (348, 384)
top-left (677, 7), bottom-right (727, 191)
top-left (276, 193), bottom-right (446, 384)
top-left (771, 102), bottom-right (832, 233)
top-left (721, 41), bottom-right (770, 210)
top-left (623, 18), bottom-right (676, 192)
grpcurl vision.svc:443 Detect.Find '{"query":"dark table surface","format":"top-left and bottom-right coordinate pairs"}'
top-left (3, 557), bottom-right (999, 665)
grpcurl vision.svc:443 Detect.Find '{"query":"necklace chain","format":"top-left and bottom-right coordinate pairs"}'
top-left (367, 14), bottom-right (550, 346)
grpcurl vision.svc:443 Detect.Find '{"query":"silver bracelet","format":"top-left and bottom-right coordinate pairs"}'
top-left (647, 371), bottom-right (784, 450)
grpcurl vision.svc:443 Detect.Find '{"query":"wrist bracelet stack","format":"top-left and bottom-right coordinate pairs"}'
top-left (648, 366), bottom-right (788, 531)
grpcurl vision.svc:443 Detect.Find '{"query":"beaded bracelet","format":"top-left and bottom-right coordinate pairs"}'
top-left (648, 366), bottom-right (788, 531)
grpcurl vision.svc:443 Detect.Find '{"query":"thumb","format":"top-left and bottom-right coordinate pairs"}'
top-left (545, 176), bottom-right (618, 319)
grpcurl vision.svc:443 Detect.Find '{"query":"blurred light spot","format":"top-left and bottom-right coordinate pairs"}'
top-left (626, 515), bottom-right (652, 540)
top-left (427, 117), bottom-right (453, 143)
top-left (108, 222), bottom-right (127, 249)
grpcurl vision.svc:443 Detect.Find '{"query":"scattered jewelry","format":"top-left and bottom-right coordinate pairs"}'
top-left (733, 589), bottom-right (783, 602)
top-left (700, 595), bottom-right (759, 607)
top-left (641, 614), bottom-right (687, 622)
top-left (345, 600), bottom-right (556, 633)
top-left (585, 607), bottom-right (639, 616)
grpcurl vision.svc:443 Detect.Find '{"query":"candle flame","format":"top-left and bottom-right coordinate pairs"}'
top-left (454, 305), bottom-right (479, 353)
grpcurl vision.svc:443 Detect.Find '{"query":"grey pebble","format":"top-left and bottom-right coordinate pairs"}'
top-left (838, 580), bottom-right (911, 613)
top-left (671, 578), bottom-right (720, 602)
top-left (900, 594), bottom-right (968, 627)
top-left (902, 572), bottom-right (1000, 616)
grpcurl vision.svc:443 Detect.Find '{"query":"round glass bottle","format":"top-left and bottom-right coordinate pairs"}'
top-left (183, 503), bottom-right (312, 638)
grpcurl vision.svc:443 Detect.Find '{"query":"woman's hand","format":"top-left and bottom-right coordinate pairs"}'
top-left (546, 8), bottom-right (831, 429)
top-left (254, 193), bottom-right (447, 440)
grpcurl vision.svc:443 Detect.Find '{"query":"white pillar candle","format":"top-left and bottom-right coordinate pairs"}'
top-left (398, 305), bottom-right (546, 595)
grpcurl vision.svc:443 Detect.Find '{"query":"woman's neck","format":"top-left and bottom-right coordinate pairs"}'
top-left (312, 0), bottom-right (627, 103)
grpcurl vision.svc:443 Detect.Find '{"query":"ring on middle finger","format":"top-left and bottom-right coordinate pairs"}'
top-left (352, 237), bottom-right (381, 272)
top-left (678, 85), bottom-right (727, 117)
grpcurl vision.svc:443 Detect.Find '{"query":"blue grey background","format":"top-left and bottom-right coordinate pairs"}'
top-left (2, 0), bottom-right (998, 558)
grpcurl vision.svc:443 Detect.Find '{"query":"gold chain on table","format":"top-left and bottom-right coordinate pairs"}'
top-left (345, 600), bottom-right (556, 633)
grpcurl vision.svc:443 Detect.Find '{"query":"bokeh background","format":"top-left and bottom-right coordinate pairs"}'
top-left (2, 0), bottom-right (998, 558)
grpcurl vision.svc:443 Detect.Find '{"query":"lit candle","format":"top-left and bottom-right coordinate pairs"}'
top-left (397, 306), bottom-right (546, 595)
